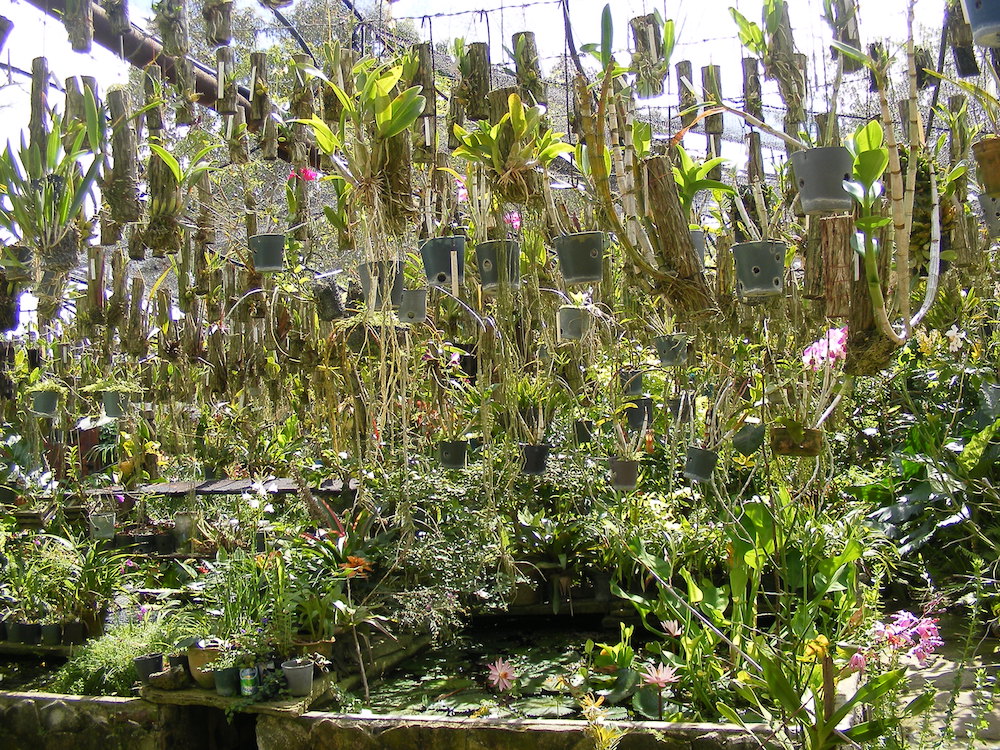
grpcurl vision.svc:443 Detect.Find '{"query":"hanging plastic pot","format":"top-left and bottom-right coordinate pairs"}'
top-left (31, 390), bottom-right (60, 418)
top-left (520, 443), bottom-right (550, 475)
top-left (88, 511), bottom-right (116, 540)
top-left (554, 231), bottom-right (605, 285)
top-left (248, 233), bottom-right (285, 272)
top-left (732, 423), bottom-right (766, 456)
top-left (609, 457), bottom-right (639, 491)
top-left (624, 397), bottom-right (653, 432)
top-left (770, 426), bottom-right (824, 457)
top-left (689, 229), bottom-right (707, 267)
top-left (790, 147), bottom-right (854, 214)
top-left (732, 240), bottom-right (786, 298)
top-left (961, 0), bottom-right (1000, 46)
top-left (655, 334), bottom-right (689, 366)
top-left (399, 288), bottom-right (428, 324)
top-left (979, 193), bottom-right (1000, 239)
top-left (359, 260), bottom-right (404, 309)
top-left (620, 370), bottom-right (643, 397)
top-left (972, 138), bottom-right (1000, 198)
top-left (102, 391), bottom-right (128, 419)
top-left (557, 305), bottom-right (590, 340)
top-left (667, 393), bottom-right (693, 423)
top-left (476, 240), bottom-right (521, 291)
top-left (439, 440), bottom-right (468, 469)
top-left (573, 419), bottom-right (594, 445)
top-left (683, 446), bottom-right (718, 483)
top-left (420, 236), bottom-right (466, 289)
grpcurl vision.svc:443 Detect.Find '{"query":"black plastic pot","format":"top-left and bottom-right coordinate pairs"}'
top-left (554, 232), bottom-right (605, 285)
top-left (420, 236), bottom-right (466, 289)
top-left (732, 240), bottom-right (786, 298)
top-left (733, 423), bottom-right (766, 456)
top-left (609, 457), bottom-right (639, 491)
top-left (9, 622), bottom-right (41, 645)
top-left (359, 260), bottom-right (404, 309)
top-left (248, 233), bottom-right (285, 273)
top-left (214, 666), bottom-right (241, 697)
top-left (790, 147), bottom-right (854, 215)
top-left (520, 443), bottom-right (551, 475)
top-left (399, 288), bottom-right (428, 324)
top-left (683, 446), bottom-right (718, 483)
top-left (963, 0), bottom-right (1000, 46)
top-left (476, 240), bottom-right (521, 291)
top-left (557, 305), bottom-right (590, 341)
top-left (102, 391), bottom-right (128, 419)
top-left (135, 533), bottom-right (157, 554)
top-left (620, 370), bottom-right (643, 397)
top-left (655, 334), bottom-right (689, 366)
top-left (61, 620), bottom-right (87, 645)
top-left (667, 394), bottom-right (693, 423)
top-left (439, 440), bottom-right (468, 469)
top-left (154, 532), bottom-right (176, 555)
top-left (0, 619), bottom-right (6, 641)
top-left (573, 419), bottom-right (594, 445)
top-left (41, 623), bottom-right (62, 646)
top-left (134, 652), bottom-right (164, 685)
top-left (624, 397), bottom-right (653, 432)
top-left (168, 653), bottom-right (191, 678)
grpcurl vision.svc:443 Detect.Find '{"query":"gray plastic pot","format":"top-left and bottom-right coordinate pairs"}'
top-left (557, 305), bottom-right (590, 340)
top-left (683, 446), bottom-right (718, 483)
top-left (732, 423), bottom-right (766, 456)
top-left (732, 240), bottom-right (786, 298)
top-left (399, 288), bottom-right (427, 324)
top-left (420, 236), bottom-right (466, 289)
top-left (476, 240), bottom-right (521, 291)
top-left (609, 457), bottom-right (639, 491)
top-left (554, 232), bottom-right (605, 285)
top-left (359, 260), bottom-right (404, 309)
top-left (689, 229), bottom-right (707, 267)
top-left (439, 440), bottom-right (468, 469)
top-left (624, 397), bottom-right (653, 432)
top-left (249, 233), bottom-right (285, 272)
top-left (31, 391), bottom-right (59, 418)
top-left (979, 193), bottom-right (1000, 239)
top-left (790, 147), bottom-right (854, 215)
top-left (282, 658), bottom-right (314, 697)
top-left (134, 652), bottom-right (164, 685)
top-left (103, 391), bottom-right (128, 419)
top-left (620, 370), bottom-right (643, 397)
top-left (88, 511), bottom-right (116, 540)
top-left (655, 334), bottom-right (689, 366)
top-left (963, 0), bottom-right (1000, 46)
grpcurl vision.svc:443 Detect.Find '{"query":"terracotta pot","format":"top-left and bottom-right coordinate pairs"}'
top-left (187, 642), bottom-right (223, 689)
top-left (973, 137), bottom-right (1000, 198)
top-left (770, 426), bottom-right (824, 457)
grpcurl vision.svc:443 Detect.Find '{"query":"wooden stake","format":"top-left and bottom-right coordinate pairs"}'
top-left (466, 42), bottom-right (490, 121)
top-left (742, 57), bottom-right (763, 184)
top-left (249, 51), bottom-right (270, 129)
top-left (513, 31), bottom-right (547, 106)
top-left (702, 65), bottom-right (723, 180)
top-left (63, 0), bottom-right (93, 52)
top-left (202, 0), bottom-right (232, 46)
top-left (106, 88), bottom-right (142, 225)
top-left (29, 57), bottom-right (49, 153)
top-left (216, 45), bottom-right (237, 115)
top-left (675, 60), bottom-right (697, 129)
top-left (820, 215), bottom-right (853, 317)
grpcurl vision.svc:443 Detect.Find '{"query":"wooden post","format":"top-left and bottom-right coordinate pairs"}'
top-left (143, 64), bottom-right (164, 133)
top-left (948, 5), bottom-right (980, 77)
top-left (513, 31), bottom-right (547, 106)
top-left (85, 244), bottom-right (106, 324)
top-left (103, 0), bottom-right (129, 36)
top-left (261, 115), bottom-right (278, 160)
top-left (107, 89), bottom-right (141, 225)
top-left (202, 0), bottom-right (232, 46)
top-left (821, 215), bottom-right (854, 318)
top-left (412, 42), bottom-right (436, 164)
top-left (29, 57), bottom-right (49, 153)
top-left (676, 60), bottom-right (697, 129)
top-left (466, 42), bottom-right (490, 121)
top-left (125, 276), bottom-right (148, 357)
top-left (216, 45), bottom-right (238, 115)
top-left (702, 65), bottom-right (723, 180)
top-left (290, 53), bottom-right (315, 123)
top-left (830, 0), bottom-right (862, 73)
top-left (174, 57), bottom-right (196, 126)
top-left (64, 76), bottom-right (98, 150)
top-left (63, 0), bottom-right (94, 52)
top-left (249, 51), bottom-right (270, 129)
top-left (629, 15), bottom-right (665, 99)
top-left (228, 108), bottom-right (249, 165)
top-left (742, 57), bottom-right (763, 184)
top-left (803, 219), bottom-right (824, 300)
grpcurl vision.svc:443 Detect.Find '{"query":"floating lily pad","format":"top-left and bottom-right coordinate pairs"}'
top-left (519, 695), bottom-right (577, 718)
top-left (426, 690), bottom-right (494, 715)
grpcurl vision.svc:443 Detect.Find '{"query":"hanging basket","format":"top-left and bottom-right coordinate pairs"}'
top-left (624, 397), bottom-right (653, 432)
top-left (732, 240), bottom-right (786, 298)
top-left (359, 260), bottom-right (404, 309)
top-left (420, 236), bottom-right (466, 289)
top-left (961, 0), bottom-right (1000, 46)
top-left (732, 423), bottom-right (766, 456)
top-left (248, 233), bottom-right (285, 273)
top-left (399, 288), bottom-right (428, 324)
top-left (439, 440), bottom-right (468, 469)
top-left (683, 446), bottom-right (718, 483)
top-left (972, 137), bottom-right (1000, 198)
top-left (520, 443), bottom-right (550, 475)
top-left (476, 240), bottom-right (521, 291)
top-left (609, 457), bottom-right (639, 491)
top-left (655, 334), bottom-right (689, 366)
top-left (557, 305), bottom-right (590, 341)
top-left (554, 232), bottom-right (605, 285)
top-left (769, 426), bottom-right (824, 457)
top-left (31, 391), bottom-right (60, 418)
top-left (979, 193), bottom-right (1000, 239)
top-left (790, 147), bottom-right (854, 215)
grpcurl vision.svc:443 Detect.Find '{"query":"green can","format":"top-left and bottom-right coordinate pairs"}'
top-left (239, 667), bottom-right (259, 697)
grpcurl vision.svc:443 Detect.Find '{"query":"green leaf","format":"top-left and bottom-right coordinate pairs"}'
top-left (149, 144), bottom-right (182, 185)
top-left (600, 4), bottom-right (614, 69)
top-left (828, 668), bottom-right (906, 727)
top-left (378, 86), bottom-right (425, 139)
top-left (957, 415), bottom-right (1000, 473)
top-left (762, 656), bottom-right (803, 715)
top-left (842, 180), bottom-right (865, 204)
top-left (856, 215), bottom-right (892, 233)
top-left (855, 148), bottom-right (889, 190)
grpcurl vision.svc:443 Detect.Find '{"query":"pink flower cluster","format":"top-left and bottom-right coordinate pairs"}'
top-left (802, 327), bottom-right (848, 371)
top-left (288, 167), bottom-right (320, 182)
top-left (850, 610), bottom-right (944, 671)
top-left (503, 211), bottom-right (522, 232)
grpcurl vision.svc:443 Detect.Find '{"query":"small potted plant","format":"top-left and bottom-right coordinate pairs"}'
top-left (557, 292), bottom-right (595, 341)
top-left (208, 647), bottom-right (246, 697)
top-left (27, 378), bottom-right (67, 418)
top-left (609, 420), bottom-right (645, 492)
top-left (512, 375), bottom-right (564, 476)
top-left (81, 376), bottom-right (141, 419)
top-left (281, 655), bottom-right (315, 697)
top-left (673, 144), bottom-right (735, 265)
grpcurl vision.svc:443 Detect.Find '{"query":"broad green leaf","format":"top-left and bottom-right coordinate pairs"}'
top-left (957, 415), bottom-right (1000, 473)
top-left (762, 656), bottom-right (803, 715)
top-left (855, 148), bottom-right (889, 189)
top-left (149, 144), bottom-right (182, 185)
top-left (601, 4), bottom-right (613, 70)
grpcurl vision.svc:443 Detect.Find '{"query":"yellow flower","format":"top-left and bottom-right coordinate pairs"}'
top-left (799, 634), bottom-right (830, 662)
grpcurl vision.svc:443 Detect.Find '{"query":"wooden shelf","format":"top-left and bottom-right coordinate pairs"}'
top-left (140, 672), bottom-right (335, 716)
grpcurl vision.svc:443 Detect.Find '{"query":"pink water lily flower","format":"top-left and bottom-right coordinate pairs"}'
top-left (640, 662), bottom-right (679, 690)
top-left (486, 658), bottom-right (516, 692)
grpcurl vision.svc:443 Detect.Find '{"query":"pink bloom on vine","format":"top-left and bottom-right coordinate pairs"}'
top-left (640, 662), bottom-right (679, 690)
top-left (288, 167), bottom-right (320, 182)
top-left (504, 211), bottom-right (522, 231)
top-left (486, 658), bottom-right (516, 692)
top-left (455, 179), bottom-right (468, 202)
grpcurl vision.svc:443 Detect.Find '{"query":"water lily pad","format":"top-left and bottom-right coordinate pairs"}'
top-left (426, 691), bottom-right (494, 715)
top-left (519, 696), bottom-right (576, 718)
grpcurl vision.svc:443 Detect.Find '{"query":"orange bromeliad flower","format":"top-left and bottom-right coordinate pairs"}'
top-left (340, 555), bottom-right (373, 577)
